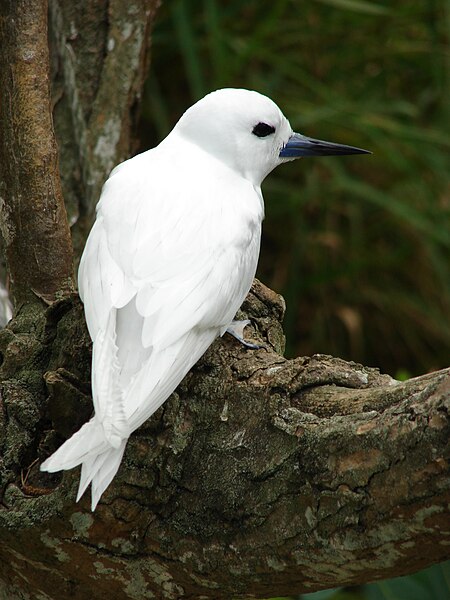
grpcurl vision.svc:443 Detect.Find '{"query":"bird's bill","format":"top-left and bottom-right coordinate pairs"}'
top-left (279, 132), bottom-right (371, 158)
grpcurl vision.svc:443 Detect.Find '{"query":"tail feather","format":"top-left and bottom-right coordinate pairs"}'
top-left (90, 442), bottom-right (127, 511)
top-left (41, 419), bottom-right (109, 472)
top-left (41, 417), bottom-right (128, 510)
top-left (40, 328), bottom-right (219, 510)
top-left (76, 457), bottom-right (98, 503)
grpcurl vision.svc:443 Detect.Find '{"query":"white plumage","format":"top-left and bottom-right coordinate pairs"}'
top-left (41, 88), bottom-right (368, 510)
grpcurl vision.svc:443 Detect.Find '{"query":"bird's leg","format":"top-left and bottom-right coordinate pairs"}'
top-left (226, 319), bottom-right (262, 350)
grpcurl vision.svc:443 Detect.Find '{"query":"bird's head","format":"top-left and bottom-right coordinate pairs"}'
top-left (173, 88), bottom-right (370, 187)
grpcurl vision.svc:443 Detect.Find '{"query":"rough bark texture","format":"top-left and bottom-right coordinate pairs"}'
top-left (0, 2), bottom-right (449, 599)
top-left (0, 0), bottom-right (75, 307)
top-left (0, 282), bottom-right (448, 600)
top-left (48, 0), bottom-right (160, 257)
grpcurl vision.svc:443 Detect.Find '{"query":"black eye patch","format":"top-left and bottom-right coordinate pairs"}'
top-left (252, 122), bottom-right (276, 137)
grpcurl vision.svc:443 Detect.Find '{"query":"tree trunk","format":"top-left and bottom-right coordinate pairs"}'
top-left (0, 2), bottom-right (448, 600)
top-left (0, 0), bottom-right (74, 307)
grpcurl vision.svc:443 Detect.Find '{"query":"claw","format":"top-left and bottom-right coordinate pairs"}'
top-left (226, 320), bottom-right (262, 349)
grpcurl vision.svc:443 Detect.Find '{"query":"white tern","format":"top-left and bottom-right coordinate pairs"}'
top-left (41, 88), bottom-right (369, 510)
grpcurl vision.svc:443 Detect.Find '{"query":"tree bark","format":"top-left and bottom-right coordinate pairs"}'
top-left (0, 281), bottom-right (448, 599)
top-left (48, 0), bottom-right (160, 257)
top-left (0, 0), bottom-right (74, 307)
top-left (0, 2), bottom-right (449, 600)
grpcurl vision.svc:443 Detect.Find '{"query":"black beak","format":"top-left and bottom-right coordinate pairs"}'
top-left (279, 132), bottom-right (371, 158)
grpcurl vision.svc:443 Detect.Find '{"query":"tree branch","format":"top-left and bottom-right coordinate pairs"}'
top-left (0, 0), bottom-right (74, 307)
top-left (0, 282), bottom-right (448, 599)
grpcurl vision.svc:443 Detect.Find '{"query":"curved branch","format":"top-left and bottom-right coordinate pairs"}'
top-left (0, 0), bottom-right (74, 307)
top-left (0, 282), bottom-right (448, 599)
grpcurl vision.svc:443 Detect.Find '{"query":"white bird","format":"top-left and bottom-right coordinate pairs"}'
top-left (41, 88), bottom-right (369, 510)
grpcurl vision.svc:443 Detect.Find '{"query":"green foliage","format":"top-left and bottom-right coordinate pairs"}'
top-left (141, 1), bottom-right (449, 376)
top-left (301, 560), bottom-right (450, 599)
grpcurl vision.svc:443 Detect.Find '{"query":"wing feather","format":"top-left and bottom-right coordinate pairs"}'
top-left (79, 146), bottom-right (263, 433)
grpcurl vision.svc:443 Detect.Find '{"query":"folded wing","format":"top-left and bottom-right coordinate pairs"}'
top-left (79, 150), bottom-right (262, 433)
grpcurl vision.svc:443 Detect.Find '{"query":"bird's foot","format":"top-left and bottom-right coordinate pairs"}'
top-left (226, 319), bottom-right (262, 349)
